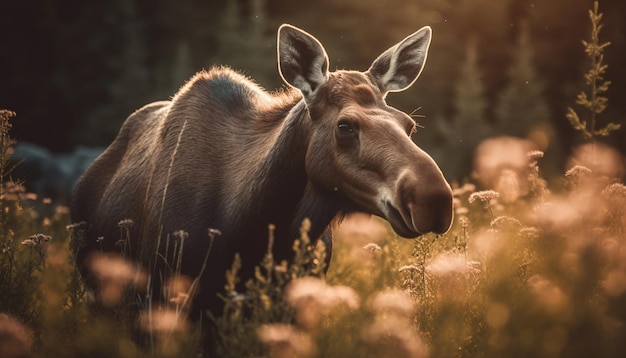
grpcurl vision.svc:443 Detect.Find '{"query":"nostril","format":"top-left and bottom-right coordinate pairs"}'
top-left (433, 212), bottom-right (452, 234)
top-left (407, 187), bottom-right (453, 235)
top-left (433, 190), bottom-right (454, 234)
top-left (395, 169), bottom-right (454, 235)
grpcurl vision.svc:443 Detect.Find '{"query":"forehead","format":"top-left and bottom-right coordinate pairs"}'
top-left (323, 71), bottom-right (382, 106)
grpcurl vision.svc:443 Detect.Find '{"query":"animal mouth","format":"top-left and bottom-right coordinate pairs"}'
top-left (385, 202), bottom-right (421, 238)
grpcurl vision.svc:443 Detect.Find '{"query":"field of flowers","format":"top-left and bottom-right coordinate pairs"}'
top-left (1, 2), bottom-right (624, 357)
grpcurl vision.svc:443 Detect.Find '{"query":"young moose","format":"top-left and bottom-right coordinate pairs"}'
top-left (71, 24), bottom-right (453, 320)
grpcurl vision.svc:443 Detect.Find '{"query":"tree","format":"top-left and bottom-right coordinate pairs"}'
top-left (71, 0), bottom-right (152, 147)
top-left (494, 21), bottom-right (551, 138)
top-left (435, 37), bottom-right (492, 181)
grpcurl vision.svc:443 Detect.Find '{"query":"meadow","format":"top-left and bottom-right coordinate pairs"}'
top-left (1, 2), bottom-right (625, 358)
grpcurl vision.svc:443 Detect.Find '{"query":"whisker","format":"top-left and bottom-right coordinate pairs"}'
top-left (408, 107), bottom-right (423, 116)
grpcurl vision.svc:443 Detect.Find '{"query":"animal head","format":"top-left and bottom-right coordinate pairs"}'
top-left (277, 24), bottom-right (453, 238)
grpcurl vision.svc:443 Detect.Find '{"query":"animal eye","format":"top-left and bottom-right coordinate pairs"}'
top-left (337, 121), bottom-right (354, 135)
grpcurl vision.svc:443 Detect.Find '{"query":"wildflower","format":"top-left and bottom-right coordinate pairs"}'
top-left (472, 137), bottom-right (534, 196)
top-left (426, 252), bottom-right (481, 299)
top-left (285, 277), bottom-right (360, 329)
top-left (168, 292), bottom-right (189, 306)
top-left (117, 218), bottom-right (134, 229)
top-left (208, 228), bottom-right (222, 237)
top-left (568, 143), bottom-right (624, 179)
top-left (370, 288), bottom-right (415, 317)
top-left (363, 317), bottom-right (429, 358)
top-left (138, 308), bottom-right (188, 334)
top-left (55, 205), bottom-right (70, 215)
top-left (398, 264), bottom-right (421, 274)
top-left (468, 190), bottom-right (499, 204)
top-left (427, 252), bottom-right (470, 275)
top-left (366, 288), bottom-right (428, 358)
top-left (527, 275), bottom-right (570, 316)
top-left (363, 243), bottom-right (382, 253)
top-left (66, 221), bottom-right (86, 231)
top-left (334, 213), bottom-right (388, 247)
top-left (469, 228), bottom-right (503, 258)
top-left (495, 169), bottom-right (521, 203)
top-left (164, 275), bottom-right (192, 306)
top-left (172, 230), bottom-right (189, 241)
top-left (285, 277), bottom-right (327, 328)
top-left (459, 216), bottom-right (470, 227)
top-left (21, 234), bottom-right (51, 256)
top-left (603, 183), bottom-right (626, 203)
top-left (23, 192), bottom-right (37, 201)
top-left (0, 313), bottom-right (33, 358)
top-left (328, 286), bottom-right (360, 310)
top-left (28, 233), bottom-right (51, 243)
top-left (527, 150), bottom-right (544, 161)
top-left (88, 253), bottom-right (147, 306)
top-left (564, 165), bottom-right (592, 178)
top-left (95, 236), bottom-right (104, 243)
top-left (490, 216), bottom-right (522, 230)
top-left (20, 239), bottom-right (37, 247)
top-left (257, 324), bottom-right (315, 358)
top-left (286, 277), bottom-right (327, 304)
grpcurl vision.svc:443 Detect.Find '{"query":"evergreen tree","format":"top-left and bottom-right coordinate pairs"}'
top-left (209, 0), bottom-right (276, 88)
top-left (495, 21), bottom-right (551, 137)
top-left (435, 37), bottom-right (492, 181)
top-left (452, 38), bottom-right (488, 136)
top-left (72, 0), bottom-right (151, 147)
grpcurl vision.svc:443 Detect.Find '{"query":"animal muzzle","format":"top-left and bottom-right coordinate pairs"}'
top-left (385, 169), bottom-right (453, 238)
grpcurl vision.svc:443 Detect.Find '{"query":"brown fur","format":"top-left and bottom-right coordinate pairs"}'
top-left (71, 26), bottom-right (453, 324)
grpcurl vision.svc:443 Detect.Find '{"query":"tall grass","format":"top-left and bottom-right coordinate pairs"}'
top-left (566, 1), bottom-right (621, 143)
top-left (0, 2), bottom-right (624, 357)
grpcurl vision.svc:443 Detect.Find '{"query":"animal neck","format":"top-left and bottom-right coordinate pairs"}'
top-left (249, 99), bottom-right (342, 258)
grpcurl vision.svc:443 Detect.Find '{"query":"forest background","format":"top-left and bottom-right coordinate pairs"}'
top-left (1, 0), bottom-right (625, 183)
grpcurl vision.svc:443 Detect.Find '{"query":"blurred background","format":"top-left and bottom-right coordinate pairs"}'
top-left (1, 0), bottom-right (625, 196)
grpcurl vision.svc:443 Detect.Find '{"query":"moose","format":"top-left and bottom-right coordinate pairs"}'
top-left (71, 24), bottom-right (453, 321)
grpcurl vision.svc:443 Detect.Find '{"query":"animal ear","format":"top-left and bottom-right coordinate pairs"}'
top-left (277, 24), bottom-right (329, 99)
top-left (367, 26), bottom-right (432, 94)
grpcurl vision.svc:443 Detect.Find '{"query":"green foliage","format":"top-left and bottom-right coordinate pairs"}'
top-left (495, 21), bottom-right (551, 137)
top-left (566, 1), bottom-right (621, 141)
top-left (6, 0), bottom-right (626, 159)
top-left (210, 220), bottom-right (327, 358)
top-left (433, 38), bottom-right (493, 181)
